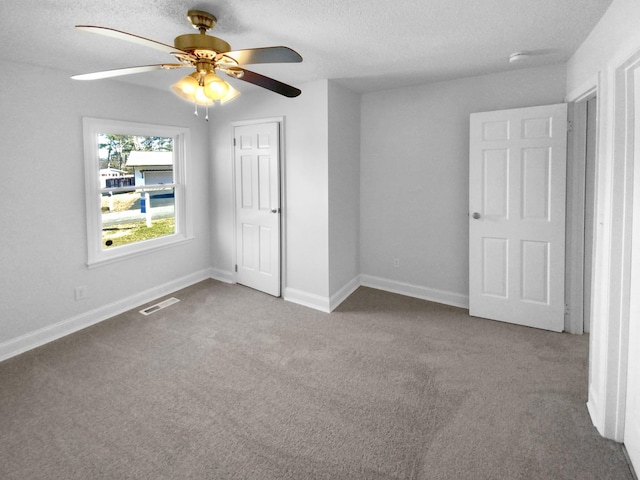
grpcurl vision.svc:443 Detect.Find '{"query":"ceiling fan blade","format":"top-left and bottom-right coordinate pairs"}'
top-left (72, 64), bottom-right (188, 80)
top-left (76, 25), bottom-right (190, 56)
top-left (230, 68), bottom-right (301, 98)
top-left (220, 46), bottom-right (303, 66)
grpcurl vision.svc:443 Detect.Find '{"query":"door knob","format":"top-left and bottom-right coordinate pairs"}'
top-left (270, 208), bottom-right (279, 214)
top-left (472, 212), bottom-right (481, 219)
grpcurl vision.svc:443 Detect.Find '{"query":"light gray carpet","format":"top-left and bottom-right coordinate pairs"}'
top-left (0, 280), bottom-right (634, 479)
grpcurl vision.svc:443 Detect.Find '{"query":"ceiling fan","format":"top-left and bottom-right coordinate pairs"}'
top-left (72, 9), bottom-right (303, 108)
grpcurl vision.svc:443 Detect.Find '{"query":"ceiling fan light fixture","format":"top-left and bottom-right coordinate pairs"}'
top-left (194, 87), bottom-right (215, 105)
top-left (220, 84), bottom-right (241, 105)
top-left (202, 72), bottom-right (230, 100)
top-left (172, 72), bottom-right (199, 94)
top-left (171, 72), bottom-right (214, 105)
top-left (171, 71), bottom-right (238, 107)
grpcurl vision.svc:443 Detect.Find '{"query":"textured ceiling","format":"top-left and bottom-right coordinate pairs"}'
top-left (0, 0), bottom-right (612, 95)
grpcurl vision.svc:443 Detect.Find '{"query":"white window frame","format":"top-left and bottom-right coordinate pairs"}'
top-left (83, 117), bottom-right (192, 267)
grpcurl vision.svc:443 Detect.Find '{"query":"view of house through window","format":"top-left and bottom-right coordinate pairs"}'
top-left (98, 134), bottom-right (175, 248)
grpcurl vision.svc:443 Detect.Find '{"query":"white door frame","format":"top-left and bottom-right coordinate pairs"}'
top-left (570, 46), bottom-right (640, 442)
top-left (565, 88), bottom-right (598, 334)
top-left (625, 65), bottom-right (640, 474)
top-left (231, 116), bottom-right (286, 295)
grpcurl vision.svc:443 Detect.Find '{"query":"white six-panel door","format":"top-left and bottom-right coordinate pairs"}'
top-left (234, 122), bottom-right (281, 297)
top-left (469, 104), bottom-right (568, 332)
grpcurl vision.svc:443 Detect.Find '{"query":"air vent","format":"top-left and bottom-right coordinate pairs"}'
top-left (139, 297), bottom-right (180, 315)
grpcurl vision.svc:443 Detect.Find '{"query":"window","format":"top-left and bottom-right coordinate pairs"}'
top-left (83, 118), bottom-right (191, 266)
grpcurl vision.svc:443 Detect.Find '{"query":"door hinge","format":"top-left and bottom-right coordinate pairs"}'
top-left (235, 264), bottom-right (238, 272)
top-left (567, 120), bottom-right (573, 133)
top-left (233, 138), bottom-right (236, 146)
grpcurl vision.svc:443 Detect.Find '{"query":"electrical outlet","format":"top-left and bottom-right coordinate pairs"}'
top-left (75, 286), bottom-right (87, 301)
top-left (393, 257), bottom-right (400, 268)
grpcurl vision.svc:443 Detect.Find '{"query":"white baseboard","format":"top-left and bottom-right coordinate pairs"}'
top-left (330, 276), bottom-right (360, 311)
top-left (1, 271), bottom-right (468, 362)
top-left (284, 275), bottom-right (468, 313)
top-left (278, 277), bottom-right (359, 313)
top-left (284, 287), bottom-right (331, 313)
top-left (587, 387), bottom-right (602, 436)
top-left (359, 274), bottom-right (469, 309)
top-left (0, 269), bottom-right (212, 363)
top-left (210, 267), bottom-right (234, 284)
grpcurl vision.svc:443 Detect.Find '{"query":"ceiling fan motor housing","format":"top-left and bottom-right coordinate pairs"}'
top-left (175, 10), bottom-right (230, 55)
top-left (174, 34), bottom-right (231, 56)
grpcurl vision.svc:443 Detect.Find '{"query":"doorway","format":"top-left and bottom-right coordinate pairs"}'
top-left (583, 96), bottom-right (597, 333)
top-left (565, 92), bottom-right (598, 334)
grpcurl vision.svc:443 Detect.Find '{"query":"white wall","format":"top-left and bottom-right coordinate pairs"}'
top-left (360, 64), bottom-right (566, 307)
top-left (0, 60), bottom-right (211, 359)
top-left (566, 0), bottom-right (640, 443)
top-left (208, 80), bottom-right (331, 309)
top-left (328, 81), bottom-right (361, 306)
top-left (567, 0), bottom-right (640, 97)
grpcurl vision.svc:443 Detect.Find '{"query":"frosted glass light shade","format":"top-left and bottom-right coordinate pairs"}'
top-left (171, 71), bottom-right (239, 106)
top-left (171, 72), bottom-right (213, 106)
top-left (220, 84), bottom-right (241, 104)
top-left (171, 73), bottom-right (198, 95)
top-left (202, 73), bottom-right (230, 100)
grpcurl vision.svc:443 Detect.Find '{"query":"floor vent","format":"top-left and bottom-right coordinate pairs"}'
top-left (139, 297), bottom-right (180, 316)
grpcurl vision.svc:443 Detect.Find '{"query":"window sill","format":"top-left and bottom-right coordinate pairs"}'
top-left (87, 234), bottom-right (194, 269)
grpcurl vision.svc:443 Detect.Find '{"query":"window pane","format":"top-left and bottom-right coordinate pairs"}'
top-left (98, 134), bottom-right (173, 186)
top-left (97, 134), bottom-right (175, 249)
top-left (101, 187), bottom-right (175, 249)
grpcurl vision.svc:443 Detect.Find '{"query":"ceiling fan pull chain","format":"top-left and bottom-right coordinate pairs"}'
top-left (205, 106), bottom-right (209, 121)
top-left (194, 102), bottom-right (198, 116)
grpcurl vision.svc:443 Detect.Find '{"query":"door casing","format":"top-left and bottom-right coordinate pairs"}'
top-left (623, 67), bottom-right (640, 474)
top-left (565, 91), bottom-right (599, 334)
